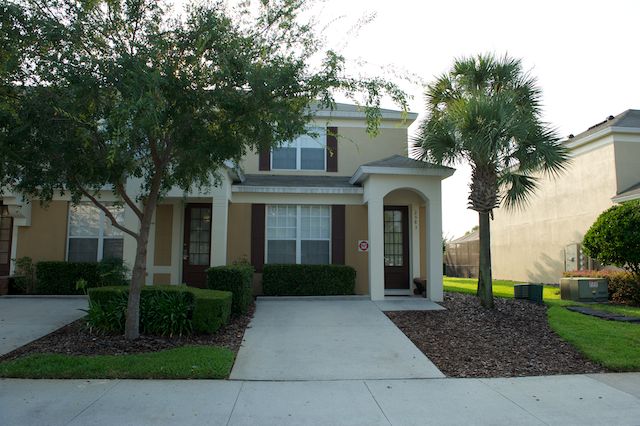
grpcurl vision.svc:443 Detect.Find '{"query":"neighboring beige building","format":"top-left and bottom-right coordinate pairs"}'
top-left (0, 103), bottom-right (455, 301)
top-left (491, 110), bottom-right (640, 284)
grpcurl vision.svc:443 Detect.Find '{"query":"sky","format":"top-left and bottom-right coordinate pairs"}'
top-left (181, 0), bottom-right (640, 239)
top-left (312, 0), bottom-right (640, 239)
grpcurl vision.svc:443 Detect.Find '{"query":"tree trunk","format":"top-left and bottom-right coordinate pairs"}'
top-left (124, 192), bottom-right (160, 340)
top-left (477, 211), bottom-right (494, 308)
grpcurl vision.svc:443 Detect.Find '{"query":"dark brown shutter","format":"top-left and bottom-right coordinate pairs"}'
top-left (326, 127), bottom-right (338, 172)
top-left (251, 204), bottom-right (266, 272)
top-left (258, 149), bottom-right (270, 171)
top-left (331, 205), bottom-right (345, 264)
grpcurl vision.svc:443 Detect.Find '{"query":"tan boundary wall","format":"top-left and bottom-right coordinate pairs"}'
top-left (345, 204), bottom-right (369, 295)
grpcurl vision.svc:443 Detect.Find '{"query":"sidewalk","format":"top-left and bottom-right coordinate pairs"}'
top-left (2, 373), bottom-right (639, 425)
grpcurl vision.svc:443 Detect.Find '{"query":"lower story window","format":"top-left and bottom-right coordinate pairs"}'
top-left (67, 203), bottom-right (124, 262)
top-left (266, 205), bottom-right (330, 265)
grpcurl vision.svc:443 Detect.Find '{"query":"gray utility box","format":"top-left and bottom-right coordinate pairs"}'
top-left (560, 278), bottom-right (608, 302)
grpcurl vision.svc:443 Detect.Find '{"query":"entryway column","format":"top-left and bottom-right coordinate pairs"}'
top-left (367, 195), bottom-right (385, 300)
top-left (210, 197), bottom-right (228, 267)
top-left (425, 197), bottom-right (444, 302)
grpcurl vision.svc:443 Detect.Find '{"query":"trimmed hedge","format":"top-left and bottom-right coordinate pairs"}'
top-left (262, 264), bottom-right (355, 296)
top-left (87, 285), bottom-right (232, 335)
top-left (207, 264), bottom-right (254, 315)
top-left (563, 270), bottom-right (640, 306)
top-left (36, 262), bottom-right (101, 294)
top-left (35, 260), bottom-right (128, 295)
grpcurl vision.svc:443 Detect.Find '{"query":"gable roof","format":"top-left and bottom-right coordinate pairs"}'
top-left (361, 155), bottom-right (453, 170)
top-left (612, 181), bottom-right (640, 203)
top-left (350, 155), bottom-right (455, 184)
top-left (566, 109), bottom-right (640, 142)
top-left (309, 102), bottom-right (418, 122)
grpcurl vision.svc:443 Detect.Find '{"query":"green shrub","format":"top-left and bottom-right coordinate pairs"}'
top-left (582, 200), bottom-right (640, 278)
top-left (207, 264), bottom-right (254, 315)
top-left (12, 257), bottom-right (36, 294)
top-left (36, 259), bottom-right (129, 295)
top-left (563, 270), bottom-right (640, 306)
top-left (189, 287), bottom-right (232, 334)
top-left (262, 264), bottom-right (356, 296)
top-left (86, 285), bottom-right (231, 335)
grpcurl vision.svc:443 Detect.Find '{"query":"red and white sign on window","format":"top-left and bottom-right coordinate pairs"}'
top-left (358, 240), bottom-right (369, 252)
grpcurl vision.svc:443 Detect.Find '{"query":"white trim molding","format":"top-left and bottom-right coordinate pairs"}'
top-left (231, 185), bottom-right (363, 195)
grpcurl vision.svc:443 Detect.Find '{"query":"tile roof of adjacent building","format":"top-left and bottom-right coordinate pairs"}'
top-left (566, 109), bottom-right (640, 142)
top-left (448, 230), bottom-right (479, 244)
top-left (612, 181), bottom-right (640, 203)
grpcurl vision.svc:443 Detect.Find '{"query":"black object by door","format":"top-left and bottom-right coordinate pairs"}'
top-left (182, 204), bottom-right (212, 288)
top-left (0, 203), bottom-right (12, 277)
top-left (383, 206), bottom-right (410, 290)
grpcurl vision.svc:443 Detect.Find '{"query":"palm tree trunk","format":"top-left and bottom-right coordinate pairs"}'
top-left (477, 211), bottom-right (494, 308)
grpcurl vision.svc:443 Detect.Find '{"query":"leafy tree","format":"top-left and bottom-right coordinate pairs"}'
top-left (0, 0), bottom-right (408, 338)
top-left (583, 200), bottom-right (640, 278)
top-left (412, 54), bottom-right (569, 307)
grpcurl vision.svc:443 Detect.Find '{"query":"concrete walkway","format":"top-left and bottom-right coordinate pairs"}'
top-left (2, 374), bottom-right (640, 425)
top-left (0, 296), bottom-right (88, 355)
top-left (230, 298), bottom-right (444, 380)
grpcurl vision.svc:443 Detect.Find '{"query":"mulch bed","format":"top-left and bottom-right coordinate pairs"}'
top-left (0, 303), bottom-right (255, 363)
top-left (387, 292), bottom-right (607, 378)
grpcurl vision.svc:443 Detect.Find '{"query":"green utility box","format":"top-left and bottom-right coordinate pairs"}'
top-left (514, 283), bottom-right (544, 304)
top-left (560, 277), bottom-right (608, 302)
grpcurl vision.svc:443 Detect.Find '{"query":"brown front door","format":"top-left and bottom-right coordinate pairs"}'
top-left (383, 206), bottom-right (410, 290)
top-left (182, 203), bottom-right (212, 288)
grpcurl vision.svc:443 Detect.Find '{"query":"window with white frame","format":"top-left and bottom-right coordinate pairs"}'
top-left (271, 127), bottom-right (326, 170)
top-left (266, 205), bottom-right (330, 264)
top-left (67, 203), bottom-right (124, 262)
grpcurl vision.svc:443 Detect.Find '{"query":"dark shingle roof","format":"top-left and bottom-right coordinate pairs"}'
top-left (567, 110), bottom-right (640, 142)
top-left (237, 174), bottom-right (358, 188)
top-left (362, 155), bottom-right (453, 171)
top-left (612, 181), bottom-right (640, 203)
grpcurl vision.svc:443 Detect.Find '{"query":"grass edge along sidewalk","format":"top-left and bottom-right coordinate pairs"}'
top-left (0, 345), bottom-right (234, 379)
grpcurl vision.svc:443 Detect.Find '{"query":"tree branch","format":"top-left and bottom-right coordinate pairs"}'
top-left (115, 181), bottom-right (144, 220)
top-left (78, 186), bottom-right (140, 240)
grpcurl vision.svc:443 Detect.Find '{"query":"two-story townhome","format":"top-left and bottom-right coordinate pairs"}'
top-left (0, 103), bottom-right (454, 301)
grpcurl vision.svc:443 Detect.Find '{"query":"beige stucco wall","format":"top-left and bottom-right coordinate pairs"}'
top-left (16, 201), bottom-right (68, 262)
top-left (240, 126), bottom-right (409, 176)
top-left (491, 143), bottom-right (618, 283)
top-left (226, 203), bottom-right (252, 264)
top-left (614, 140), bottom-right (640, 192)
top-left (345, 204), bottom-right (369, 295)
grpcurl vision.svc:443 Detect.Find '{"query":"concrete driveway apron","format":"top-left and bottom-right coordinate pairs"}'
top-left (0, 296), bottom-right (88, 355)
top-left (230, 297), bottom-right (444, 380)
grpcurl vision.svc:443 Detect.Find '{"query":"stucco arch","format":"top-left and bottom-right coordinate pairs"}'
top-left (360, 174), bottom-right (445, 301)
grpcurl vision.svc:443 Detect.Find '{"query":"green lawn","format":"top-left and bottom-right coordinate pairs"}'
top-left (443, 276), bottom-right (561, 300)
top-left (548, 306), bottom-right (640, 370)
top-left (0, 345), bottom-right (234, 379)
top-left (443, 276), bottom-right (640, 370)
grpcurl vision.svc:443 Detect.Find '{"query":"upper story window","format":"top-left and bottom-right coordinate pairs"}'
top-left (67, 203), bottom-right (124, 262)
top-left (271, 127), bottom-right (326, 171)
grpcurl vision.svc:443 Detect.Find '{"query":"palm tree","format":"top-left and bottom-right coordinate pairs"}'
top-left (412, 54), bottom-right (569, 308)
